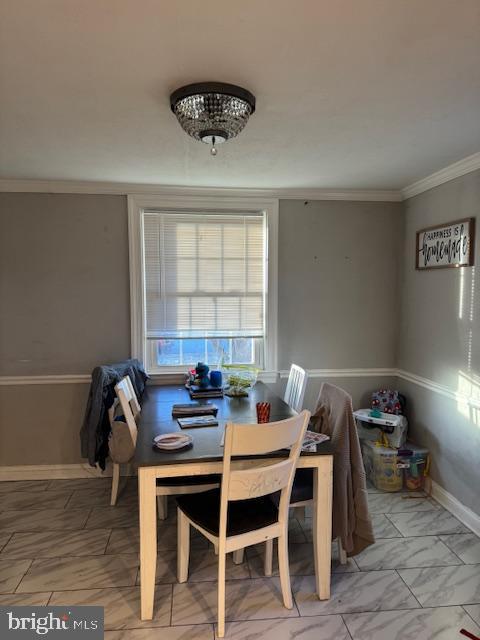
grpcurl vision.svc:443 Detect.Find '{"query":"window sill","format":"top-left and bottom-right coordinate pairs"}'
top-left (147, 370), bottom-right (279, 386)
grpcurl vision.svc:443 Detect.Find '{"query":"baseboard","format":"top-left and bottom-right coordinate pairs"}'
top-left (0, 463), bottom-right (114, 481)
top-left (430, 479), bottom-right (480, 537)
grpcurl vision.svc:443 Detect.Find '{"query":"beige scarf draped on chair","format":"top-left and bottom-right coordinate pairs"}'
top-left (310, 382), bottom-right (375, 556)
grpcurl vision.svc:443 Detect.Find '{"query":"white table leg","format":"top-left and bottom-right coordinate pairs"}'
top-left (139, 467), bottom-right (157, 620)
top-left (312, 456), bottom-right (333, 600)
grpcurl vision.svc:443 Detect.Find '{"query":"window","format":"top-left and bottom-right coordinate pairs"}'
top-left (128, 195), bottom-right (278, 376)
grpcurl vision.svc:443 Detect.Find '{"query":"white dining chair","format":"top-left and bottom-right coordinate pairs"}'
top-left (109, 377), bottom-right (139, 506)
top-left (283, 364), bottom-right (308, 413)
top-left (176, 410), bottom-right (310, 637)
top-left (113, 376), bottom-right (220, 518)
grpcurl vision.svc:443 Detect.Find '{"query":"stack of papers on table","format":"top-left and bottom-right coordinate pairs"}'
top-left (172, 402), bottom-right (218, 417)
top-left (177, 415), bottom-right (219, 429)
top-left (188, 384), bottom-right (224, 399)
top-left (300, 431), bottom-right (330, 452)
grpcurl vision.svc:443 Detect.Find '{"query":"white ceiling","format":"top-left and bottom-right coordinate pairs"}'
top-left (1, 0), bottom-right (479, 190)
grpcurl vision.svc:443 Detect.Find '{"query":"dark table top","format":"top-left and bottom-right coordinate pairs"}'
top-left (135, 381), bottom-right (334, 467)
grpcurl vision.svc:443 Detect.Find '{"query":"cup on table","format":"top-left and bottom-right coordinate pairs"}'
top-left (210, 370), bottom-right (222, 388)
top-left (256, 402), bottom-right (271, 423)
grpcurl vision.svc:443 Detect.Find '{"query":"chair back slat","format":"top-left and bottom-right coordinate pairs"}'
top-left (220, 411), bottom-right (310, 534)
top-left (115, 376), bottom-right (141, 418)
top-left (228, 459), bottom-right (292, 501)
top-left (114, 378), bottom-right (139, 446)
top-left (284, 364), bottom-right (308, 413)
top-left (125, 376), bottom-right (141, 415)
top-left (229, 418), bottom-right (306, 456)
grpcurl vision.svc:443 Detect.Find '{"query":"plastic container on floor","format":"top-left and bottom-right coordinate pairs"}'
top-left (354, 408), bottom-right (408, 448)
top-left (362, 440), bottom-right (430, 492)
top-left (362, 440), bottom-right (403, 492)
top-left (397, 443), bottom-right (430, 491)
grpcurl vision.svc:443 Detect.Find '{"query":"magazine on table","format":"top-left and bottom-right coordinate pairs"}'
top-left (300, 431), bottom-right (330, 452)
top-left (177, 415), bottom-right (219, 429)
top-left (172, 402), bottom-right (218, 417)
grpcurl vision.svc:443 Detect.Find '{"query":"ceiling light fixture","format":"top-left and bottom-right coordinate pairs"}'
top-left (170, 82), bottom-right (256, 156)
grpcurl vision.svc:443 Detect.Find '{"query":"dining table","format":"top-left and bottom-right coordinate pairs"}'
top-left (135, 381), bottom-right (334, 620)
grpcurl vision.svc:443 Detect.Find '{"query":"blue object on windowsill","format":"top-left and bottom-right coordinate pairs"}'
top-left (210, 370), bottom-right (222, 388)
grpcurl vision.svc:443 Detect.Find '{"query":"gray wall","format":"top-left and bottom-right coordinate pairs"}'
top-left (1, 194), bottom-right (402, 466)
top-left (0, 193), bottom-right (130, 466)
top-left (278, 200), bottom-right (403, 369)
top-left (0, 193), bottom-right (131, 376)
top-left (397, 169), bottom-right (480, 515)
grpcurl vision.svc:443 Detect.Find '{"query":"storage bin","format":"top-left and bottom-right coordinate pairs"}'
top-left (397, 444), bottom-right (430, 491)
top-left (362, 440), bottom-right (430, 492)
top-left (354, 408), bottom-right (408, 448)
top-left (362, 441), bottom-right (403, 492)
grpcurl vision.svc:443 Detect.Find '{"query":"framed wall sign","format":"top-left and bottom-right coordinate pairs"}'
top-left (416, 217), bottom-right (475, 270)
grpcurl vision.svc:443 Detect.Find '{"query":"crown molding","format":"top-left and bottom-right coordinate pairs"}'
top-left (0, 178), bottom-right (402, 202)
top-left (402, 152), bottom-right (480, 200)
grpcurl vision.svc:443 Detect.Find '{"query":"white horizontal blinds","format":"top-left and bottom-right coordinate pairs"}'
top-left (143, 211), bottom-right (265, 339)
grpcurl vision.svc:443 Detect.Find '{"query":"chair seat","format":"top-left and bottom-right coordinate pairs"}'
top-left (291, 468), bottom-right (313, 503)
top-left (177, 488), bottom-right (279, 536)
top-left (270, 469), bottom-right (313, 507)
top-left (156, 474), bottom-right (220, 487)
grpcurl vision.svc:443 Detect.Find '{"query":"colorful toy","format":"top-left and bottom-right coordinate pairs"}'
top-left (195, 362), bottom-right (210, 388)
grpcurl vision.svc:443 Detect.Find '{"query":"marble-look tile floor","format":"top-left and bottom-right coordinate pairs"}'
top-left (0, 477), bottom-right (479, 639)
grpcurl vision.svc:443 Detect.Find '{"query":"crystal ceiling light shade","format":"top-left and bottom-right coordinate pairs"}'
top-left (170, 82), bottom-right (256, 156)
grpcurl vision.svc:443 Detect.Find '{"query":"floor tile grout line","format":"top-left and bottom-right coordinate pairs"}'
top-left (279, 604), bottom-right (480, 629)
top-left (12, 558), bottom-right (34, 594)
top-left (438, 536), bottom-right (471, 565)
top-left (167, 582), bottom-right (173, 627)
top-left (103, 529), bottom-right (114, 555)
top-left (383, 512), bottom-right (406, 537)
top-left (0, 531), bottom-right (13, 552)
top-left (340, 613), bottom-right (355, 640)
top-left (61, 491), bottom-right (75, 510)
top-left (462, 604), bottom-right (480, 628)
top-left (394, 568), bottom-right (423, 609)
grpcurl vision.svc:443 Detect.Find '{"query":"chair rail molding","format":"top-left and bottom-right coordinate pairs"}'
top-left (0, 374), bottom-right (92, 386)
top-left (2, 367), bottom-right (479, 409)
top-left (279, 367), bottom-right (397, 379)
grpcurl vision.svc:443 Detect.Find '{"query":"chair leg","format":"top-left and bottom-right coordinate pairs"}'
top-left (177, 508), bottom-right (190, 583)
top-left (232, 549), bottom-right (244, 565)
top-left (277, 533), bottom-right (293, 609)
top-left (157, 495), bottom-right (168, 520)
top-left (110, 463), bottom-right (120, 506)
top-left (264, 538), bottom-right (274, 576)
top-left (217, 549), bottom-right (226, 638)
top-left (338, 538), bottom-right (347, 565)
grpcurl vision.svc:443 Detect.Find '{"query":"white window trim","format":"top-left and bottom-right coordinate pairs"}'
top-left (127, 193), bottom-right (279, 382)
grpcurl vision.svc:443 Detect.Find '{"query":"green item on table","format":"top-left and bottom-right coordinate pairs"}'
top-left (370, 408), bottom-right (382, 418)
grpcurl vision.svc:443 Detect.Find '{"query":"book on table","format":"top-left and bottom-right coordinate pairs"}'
top-left (188, 384), bottom-right (224, 399)
top-left (177, 415), bottom-right (219, 429)
top-left (171, 402), bottom-right (218, 417)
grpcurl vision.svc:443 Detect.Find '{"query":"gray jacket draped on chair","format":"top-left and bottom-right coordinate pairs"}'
top-left (310, 382), bottom-right (375, 556)
top-left (80, 359), bottom-right (148, 469)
